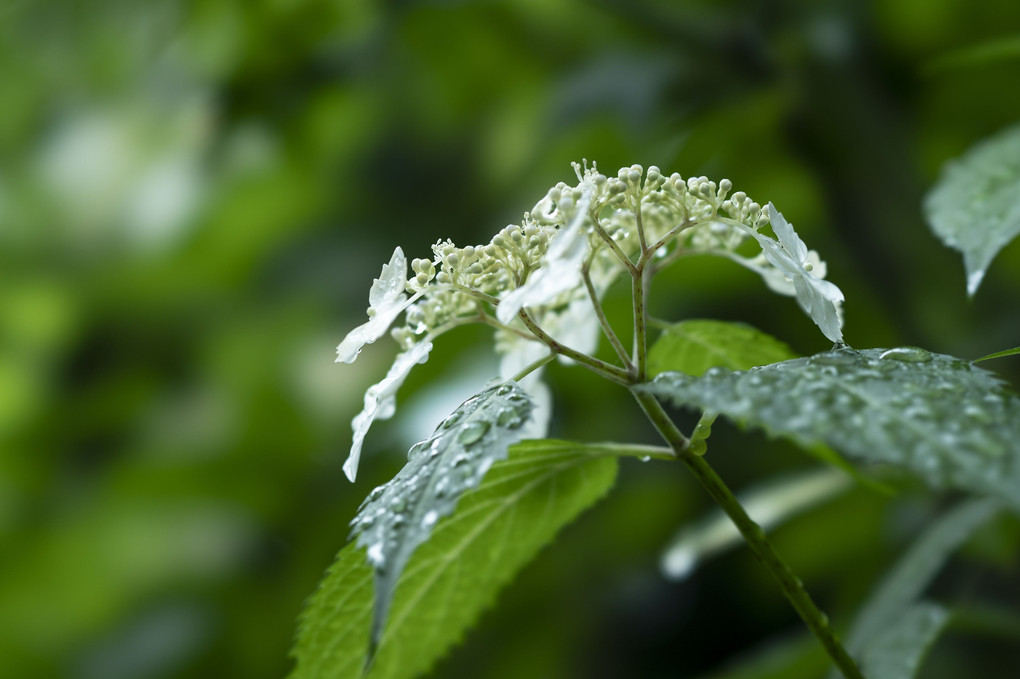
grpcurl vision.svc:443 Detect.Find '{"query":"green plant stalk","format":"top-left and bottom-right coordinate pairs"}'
top-left (632, 267), bottom-right (648, 381)
top-left (518, 309), bottom-right (633, 385)
top-left (569, 441), bottom-right (676, 461)
top-left (583, 261), bottom-right (634, 370)
top-left (631, 389), bottom-right (865, 679)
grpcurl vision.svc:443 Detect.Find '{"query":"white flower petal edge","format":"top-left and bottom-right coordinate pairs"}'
top-left (545, 295), bottom-right (602, 363)
top-left (724, 204), bottom-right (845, 343)
top-left (336, 247), bottom-right (410, 364)
top-left (498, 333), bottom-right (553, 439)
top-left (344, 339), bottom-right (433, 482)
top-left (496, 192), bottom-right (593, 325)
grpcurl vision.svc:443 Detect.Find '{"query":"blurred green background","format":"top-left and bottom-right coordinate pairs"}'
top-left (2, 0), bottom-right (1019, 677)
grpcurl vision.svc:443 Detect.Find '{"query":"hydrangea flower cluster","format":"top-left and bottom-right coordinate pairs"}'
top-left (336, 162), bottom-right (844, 481)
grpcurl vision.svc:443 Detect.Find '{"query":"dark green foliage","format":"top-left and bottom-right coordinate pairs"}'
top-left (292, 440), bottom-right (618, 678)
top-left (351, 382), bottom-right (534, 652)
top-left (642, 349), bottom-right (1020, 508)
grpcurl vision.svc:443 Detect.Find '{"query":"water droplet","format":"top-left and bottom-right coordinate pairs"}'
top-left (963, 404), bottom-right (992, 424)
top-left (879, 346), bottom-right (932, 363)
top-left (693, 422), bottom-right (712, 439)
top-left (497, 408), bottom-right (523, 428)
top-left (811, 351), bottom-right (858, 367)
top-left (497, 384), bottom-right (514, 396)
top-left (367, 543), bottom-right (385, 568)
top-left (440, 412), bottom-right (463, 429)
top-left (689, 439), bottom-right (708, 456)
top-left (457, 421), bottom-right (490, 445)
top-left (422, 510), bottom-right (439, 527)
top-left (639, 455), bottom-right (651, 462)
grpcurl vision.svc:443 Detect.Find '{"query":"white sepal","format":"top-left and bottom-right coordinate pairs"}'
top-left (741, 204), bottom-right (845, 343)
top-left (336, 247), bottom-right (410, 364)
top-left (344, 339), bottom-right (433, 482)
top-left (496, 192), bottom-right (592, 324)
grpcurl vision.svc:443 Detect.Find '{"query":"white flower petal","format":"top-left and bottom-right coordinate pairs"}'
top-left (336, 247), bottom-right (409, 363)
top-left (724, 251), bottom-right (798, 297)
top-left (767, 203), bottom-right (808, 264)
top-left (545, 296), bottom-right (602, 361)
top-left (344, 339), bottom-right (433, 482)
top-left (496, 192), bottom-right (592, 324)
top-left (497, 331), bottom-right (553, 439)
top-left (518, 379), bottom-right (552, 440)
top-left (369, 246), bottom-right (408, 309)
top-left (726, 213), bottom-right (846, 343)
top-left (804, 250), bottom-right (827, 279)
top-left (793, 275), bottom-right (844, 343)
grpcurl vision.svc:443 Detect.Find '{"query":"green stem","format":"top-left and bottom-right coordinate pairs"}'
top-left (634, 196), bottom-right (649, 254)
top-left (476, 312), bottom-right (538, 342)
top-left (632, 266), bottom-right (648, 381)
top-left (582, 262), bottom-right (634, 371)
top-left (572, 441), bottom-right (675, 461)
top-left (590, 211), bottom-right (639, 276)
top-left (631, 390), bottom-right (865, 679)
top-left (647, 218), bottom-right (695, 256)
top-left (509, 353), bottom-right (555, 383)
top-left (518, 309), bottom-right (633, 386)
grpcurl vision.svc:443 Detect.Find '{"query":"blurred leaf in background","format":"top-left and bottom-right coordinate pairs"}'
top-left (1, 0), bottom-right (1019, 677)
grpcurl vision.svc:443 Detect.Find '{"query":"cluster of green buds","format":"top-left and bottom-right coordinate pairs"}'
top-left (336, 162), bottom-right (844, 482)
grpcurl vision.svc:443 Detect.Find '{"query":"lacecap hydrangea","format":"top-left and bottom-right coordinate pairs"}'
top-left (336, 162), bottom-right (844, 481)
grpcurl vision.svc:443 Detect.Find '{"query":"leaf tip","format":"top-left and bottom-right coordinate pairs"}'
top-left (966, 268), bottom-right (986, 297)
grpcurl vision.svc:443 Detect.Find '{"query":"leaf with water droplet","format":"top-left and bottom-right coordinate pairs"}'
top-left (347, 381), bottom-right (534, 659)
top-left (924, 123), bottom-right (1020, 296)
top-left (639, 349), bottom-right (1020, 510)
top-left (647, 320), bottom-right (875, 487)
top-left (291, 439), bottom-right (618, 679)
top-left (879, 346), bottom-right (932, 363)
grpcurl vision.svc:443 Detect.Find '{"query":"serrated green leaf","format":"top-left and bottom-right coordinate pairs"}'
top-left (858, 602), bottom-right (949, 679)
top-left (845, 498), bottom-right (999, 652)
top-left (924, 124), bottom-right (1020, 295)
top-left (349, 381), bottom-right (534, 653)
top-left (974, 345), bottom-right (1020, 363)
top-left (639, 349), bottom-right (1020, 509)
top-left (648, 319), bottom-right (797, 377)
top-left (648, 327), bottom-right (891, 493)
top-left (291, 439), bottom-right (618, 679)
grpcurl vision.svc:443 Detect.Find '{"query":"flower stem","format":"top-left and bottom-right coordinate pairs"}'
top-left (632, 266), bottom-right (649, 381)
top-left (590, 211), bottom-right (639, 276)
top-left (631, 390), bottom-right (865, 679)
top-left (518, 309), bottom-right (633, 386)
top-left (648, 219), bottom-right (696, 257)
top-left (570, 441), bottom-right (676, 461)
top-left (582, 262), bottom-right (634, 371)
top-left (634, 196), bottom-right (649, 254)
top-left (508, 353), bottom-right (556, 383)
